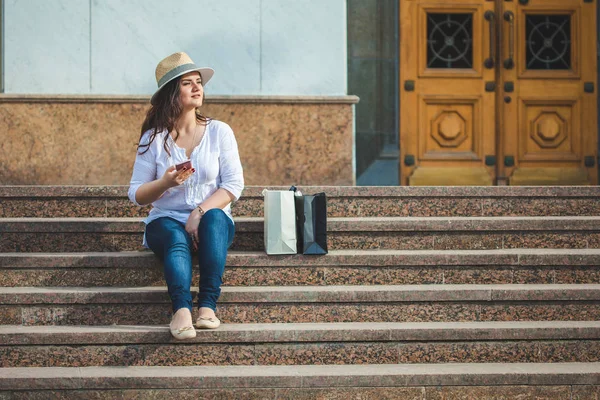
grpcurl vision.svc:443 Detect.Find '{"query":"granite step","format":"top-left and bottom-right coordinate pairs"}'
top-left (2, 185), bottom-right (600, 218)
top-left (0, 321), bottom-right (599, 367)
top-left (1, 216), bottom-right (599, 252)
top-left (1, 363), bottom-right (599, 398)
top-left (2, 285), bottom-right (599, 325)
top-left (1, 249), bottom-right (600, 287)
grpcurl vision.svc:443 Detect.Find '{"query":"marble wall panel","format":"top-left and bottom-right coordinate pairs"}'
top-left (4, 0), bottom-right (90, 93)
top-left (90, 0), bottom-right (261, 95)
top-left (4, 1), bottom-right (348, 96)
top-left (260, 0), bottom-right (347, 95)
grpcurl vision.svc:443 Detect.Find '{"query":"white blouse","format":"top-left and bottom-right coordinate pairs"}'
top-left (128, 119), bottom-right (244, 244)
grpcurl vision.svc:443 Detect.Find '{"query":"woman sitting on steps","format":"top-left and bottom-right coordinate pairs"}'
top-left (128, 52), bottom-right (244, 339)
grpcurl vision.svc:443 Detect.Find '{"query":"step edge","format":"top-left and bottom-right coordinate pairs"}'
top-left (1, 321), bottom-right (600, 345)
top-left (1, 284), bottom-right (600, 304)
top-left (1, 363), bottom-right (599, 390)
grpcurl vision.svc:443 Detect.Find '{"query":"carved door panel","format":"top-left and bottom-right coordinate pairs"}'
top-left (400, 0), bottom-right (497, 185)
top-left (399, 0), bottom-right (598, 186)
top-left (499, 0), bottom-right (597, 185)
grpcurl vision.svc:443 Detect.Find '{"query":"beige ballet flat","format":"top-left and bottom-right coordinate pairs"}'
top-left (195, 316), bottom-right (221, 329)
top-left (169, 325), bottom-right (197, 340)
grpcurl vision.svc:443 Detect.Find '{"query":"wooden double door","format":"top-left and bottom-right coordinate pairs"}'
top-left (400, 0), bottom-right (598, 185)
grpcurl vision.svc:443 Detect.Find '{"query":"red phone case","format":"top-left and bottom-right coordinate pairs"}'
top-left (175, 160), bottom-right (192, 171)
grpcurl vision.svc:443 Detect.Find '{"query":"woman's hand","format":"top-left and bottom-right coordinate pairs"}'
top-left (185, 208), bottom-right (203, 251)
top-left (161, 165), bottom-right (195, 188)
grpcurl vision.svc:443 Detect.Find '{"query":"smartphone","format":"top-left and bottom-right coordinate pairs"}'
top-left (175, 160), bottom-right (192, 171)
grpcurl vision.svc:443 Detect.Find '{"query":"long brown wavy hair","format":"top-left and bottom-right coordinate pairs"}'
top-left (137, 73), bottom-right (209, 155)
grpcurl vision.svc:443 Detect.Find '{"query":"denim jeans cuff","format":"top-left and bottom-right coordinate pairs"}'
top-left (197, 301), bottom-right (217, 311)
top-left (172, 300), bottom-right (193, 314)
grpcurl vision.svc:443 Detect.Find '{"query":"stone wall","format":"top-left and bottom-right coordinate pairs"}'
top-left (0, 96), bottom-right (357, 186)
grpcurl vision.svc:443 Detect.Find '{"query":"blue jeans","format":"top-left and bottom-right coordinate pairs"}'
top-left (145, 209), bottom-right (235, 313)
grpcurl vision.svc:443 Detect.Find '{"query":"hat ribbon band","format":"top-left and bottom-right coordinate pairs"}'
top-left (158, 63), bottom-right (198, 88)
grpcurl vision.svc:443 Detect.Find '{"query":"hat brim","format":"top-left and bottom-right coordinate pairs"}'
top-left (151, 66), bottom-right (214, 105)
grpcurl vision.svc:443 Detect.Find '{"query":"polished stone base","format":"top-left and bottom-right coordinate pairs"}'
top-left (0, 96), bottom-right (355, 186)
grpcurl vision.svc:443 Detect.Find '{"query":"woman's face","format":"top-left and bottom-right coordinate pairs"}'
top-left (179, 71), bottom-right (204, 109)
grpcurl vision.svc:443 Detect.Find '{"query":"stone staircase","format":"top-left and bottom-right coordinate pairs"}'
top-left (0, 186), bottom-right (599, 398)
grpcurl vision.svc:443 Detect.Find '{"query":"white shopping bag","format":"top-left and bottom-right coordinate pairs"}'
top-left (263, 189), bottom-right (297, 255)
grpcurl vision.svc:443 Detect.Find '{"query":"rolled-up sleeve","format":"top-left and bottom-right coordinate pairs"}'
top-left (128, 136), bottom-right (157, 206)
top-left (218, 125), bottom-right (244, 201)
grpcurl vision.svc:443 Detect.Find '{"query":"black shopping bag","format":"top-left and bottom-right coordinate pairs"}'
top-left (293, 190), bottom-right (328, 255)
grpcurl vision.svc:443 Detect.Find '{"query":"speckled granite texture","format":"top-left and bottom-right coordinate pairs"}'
top-left (3, 301), bottom-right (600, 326)
top-left (2, 250), bottom-right (599, 287)
top-left (0, 99), bottom-right (354, 186)
top-left (2, 270), bottom-right (599, 325)
top-left (0, 388), bottom-right (424, 400)
top-left (1, 182), bottom-right (600, 393)
top-left (3, 284), bottom-right (599, 304)
top-left (4, 265), bottom-right (600, 287)
top-left (0, 340), bottom-right (598, 367)
top-left (0, 231), bottom-right (595, 252)
top-left (2, 386), bottom-right (593, 399)
top-left (424, 386), bottom-right (573, 399)
top-left (1, 217), bottom-right (599, 252)
top-left (4, 321), bottom-right (599, 345)
top-left (1, 186), bottom-right (600, 218)
top-left (0, 362), bottom-right (598, 397)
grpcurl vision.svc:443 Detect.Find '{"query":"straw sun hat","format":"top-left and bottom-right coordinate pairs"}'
top-left (151, 52), bottom-right (214, 104)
